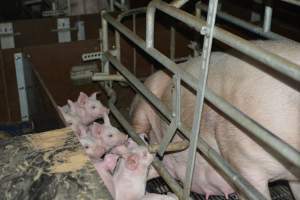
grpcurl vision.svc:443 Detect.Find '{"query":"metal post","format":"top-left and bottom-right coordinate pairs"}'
top-left (76, 21), bottom-right (86, 40)
top-left (170, 27), bottom-right (176, 60)
top-left (146, 1), bottom-right (157, 48)
top-left (109, 0), bottom-right (115, 11)
top-left (263, 5), bottom-right (272, 32)
top-left (0, 22), bottom-right (17, 49)
top-left (133, 14), bottom-right (137, 75)
top-left (183, 0), bottom-right (218, 198)
top-left (14, 53), bottom-right (29, 121)
top-left (101, 10), bottom-right (111, 87)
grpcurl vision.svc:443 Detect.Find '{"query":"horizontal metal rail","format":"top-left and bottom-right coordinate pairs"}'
top-left (280, 0), bottom-right (300, 6)
top-left (147, 0), bottom-right (300, 83)
top-left (103, 10), bottom-right (300, 170)
top-left (104, 51), bottom-right (265, 200)
top-left (197, 3), bottom-right (288, 40)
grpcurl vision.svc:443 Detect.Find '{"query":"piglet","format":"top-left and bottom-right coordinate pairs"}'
top-left (90, 113), bottom-right (128, 153)
top-left (95, 146), bottom-right (154, 200)
top-left (58, 92), bottom-right (109, 125)
top-left (71, 92), bottom-right (109, 125)
top-left (72, 124), bottom-right (106, 160)
top-left (71, 114), bottom-right (128, 160)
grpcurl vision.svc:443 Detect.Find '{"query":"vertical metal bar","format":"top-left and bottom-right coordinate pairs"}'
top-left (133, 14), bottom-right (137, 75)
top-left (109, 0), bottom-right (115, 11)
top-left (170, 26), bottom-right (176, 60)
top-left (0, 22), bottom-right (15, 49)
top-left (263, 5), bottom-right (272, 32)
top-left (195, 1), bottom-right (202, 18)
top-left (182, 0), bottom-right (218, 198)
top-left (76, 21), bottom-right (86, 40)
top-left (101, 11), bottom-right (110, 87)
top-left (146, 1), bottom-right (157, 48)
top-left (158, 74), bottom-right (181, 156)
top-left (14, 53), bottom-right (29, 121)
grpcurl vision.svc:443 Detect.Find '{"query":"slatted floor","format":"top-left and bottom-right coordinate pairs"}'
top-left (146, 178), bottom-right (295, 200)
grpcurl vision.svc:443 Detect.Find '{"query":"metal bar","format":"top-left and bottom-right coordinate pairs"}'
top-left (149, 141), bottom-right (189, 153)
top-left (104, 51), bottom-right (266, 200)
top-left (148, 0), bottom-right (300, 82)
top-left (263, 5), bottom-right (272, 32)
top-left (146, 2), bottom-right (156, 48)
top-left (133, 14), bottom-right (137, 75)
top-left (170, 0), bottom-right (189, 8)
top-left (280, 0), bottom-right (300, 6)
top-left (158, 119), bottom-right (178, 156)
top-left (104, 86), bottom-right (185, 199)
top-left (183, 0), bottom-right (218, 197)
top-left (14, 53), bottom-right (29, 121)
top-left (197, 3), bottom-right (287, 40)
top-left (109, 0), bottom-right (115, 11)
top-left (170, 26), bottom-right (176, 60)
top-left (92, 74), bottom-right (126, 81)
top-left (103, 13), bottom-right (300, 170)
top-left (101, 11), bottom-right (111, 87)
top-left (158, 75), bottom-right (181, 156)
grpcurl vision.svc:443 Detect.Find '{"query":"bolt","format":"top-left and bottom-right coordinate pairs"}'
top-left (200, 26), bottom-right (210, 35)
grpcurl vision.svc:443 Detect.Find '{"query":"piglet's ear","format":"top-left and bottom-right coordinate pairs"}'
top-left (91, 122), bottom-right (104, 137)
top-left (89, 92), bottom-right (100, 100)
top-left (68, 100), bottom-right (76, 113)
top-left (77, 92), bottom-right (89, 106)
top-left (125, 154), bottom-right (139, 170)
top-left (103, 112), bottom-right (111, 126)
top-left (104, 154), bottom-right (119, 171)
top-left (78, 125), bottom-right (88, 138)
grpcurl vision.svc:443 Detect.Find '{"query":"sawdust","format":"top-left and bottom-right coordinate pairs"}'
top-left (49, 150), bottom-right (89, 173)
top-left (27, 127), bottom-right (72, 150)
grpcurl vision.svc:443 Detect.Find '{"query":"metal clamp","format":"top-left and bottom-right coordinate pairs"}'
top-left (82, 52), bottom-right (103, 61)
top-left (0, 23), bottom-right (21, 49)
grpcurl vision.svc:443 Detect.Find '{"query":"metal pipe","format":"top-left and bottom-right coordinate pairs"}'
top-left (170, 27), bottom-right (176, 60)
top-left (146, 1), bottom-right (157, 48)
top-left (148, 141), bottom-right (189, 153)
top-left (104, 51), bottom-right (266, 200)
top-left (103, 13), bottom-right (300, 169)
top-left (183, 0), bottom-right (218, 197)
top-left (263, 5), bottom-right (273, 32)
top-left (92, 74), bottom-right (126, 81)
top-left (280, 0), bottom-right (300, 6)
top-left (170, 0), bottom-right (189, 8)
top-left (133, 14), bottom-right (137, 75)
top-left (109, 0), bottom-right (115, 11)
top-left (148, 0), bottom-right (300, 82)
top-left (197, 3), bottom-right (287, 40)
